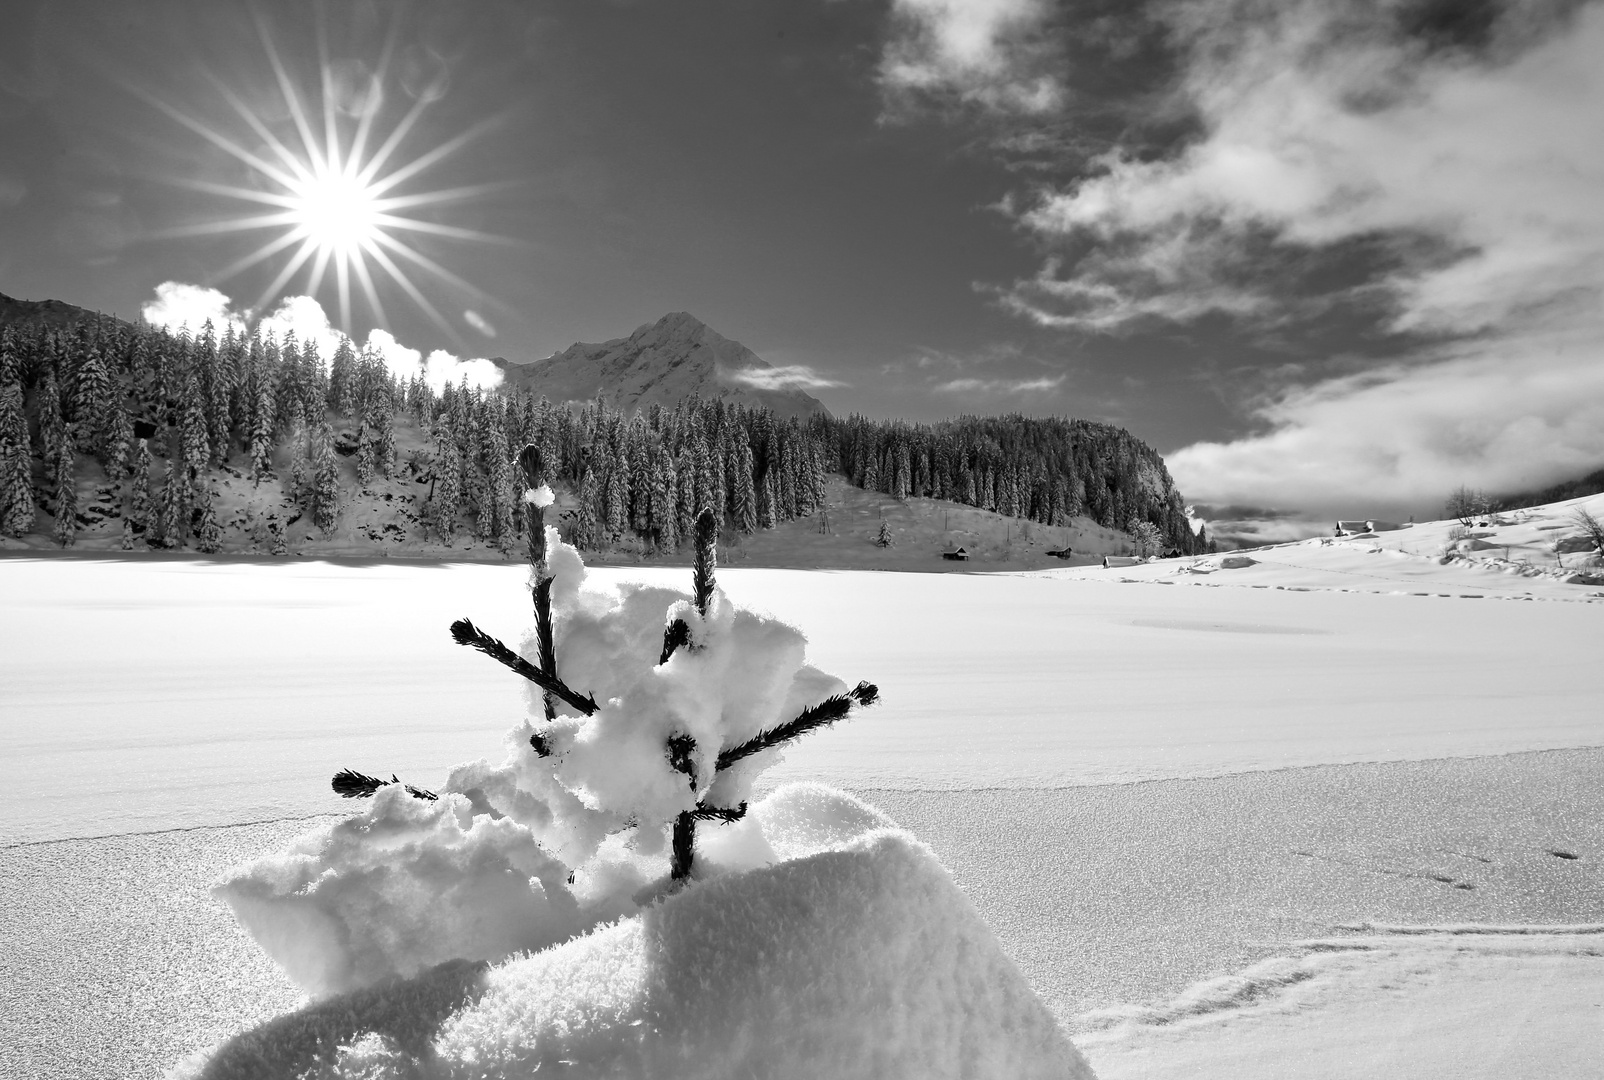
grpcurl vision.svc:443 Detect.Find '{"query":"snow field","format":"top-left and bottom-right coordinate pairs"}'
top-left (3, 553), bottom-right (1602, 846)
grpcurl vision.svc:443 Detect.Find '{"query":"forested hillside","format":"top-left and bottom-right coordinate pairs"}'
top-left (0, 310), bottom-right (1204, 557)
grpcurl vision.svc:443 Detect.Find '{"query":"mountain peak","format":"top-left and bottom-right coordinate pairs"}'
top-left (499, 314), bottom-right (829, 421)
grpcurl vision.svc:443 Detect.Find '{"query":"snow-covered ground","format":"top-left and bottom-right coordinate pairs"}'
top-left (1, 528), bottom-right (1601, 1078)
top-left (3, 549), bottom-right (1600, 847)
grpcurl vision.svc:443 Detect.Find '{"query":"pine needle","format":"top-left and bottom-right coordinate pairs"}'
top-left (715, 681), bottom-right (878, 772)
top-left (449, 617), bottom-right (599, 715)
top-left (331, 768), bottom-right (437, 801)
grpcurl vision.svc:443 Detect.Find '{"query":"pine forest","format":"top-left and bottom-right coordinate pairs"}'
top-left (0, 315), bottom-right (1206, 557)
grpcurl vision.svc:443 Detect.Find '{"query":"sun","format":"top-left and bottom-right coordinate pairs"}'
top-left (143, 24), bottom-right (507, 339)
top-left (290, 168), bottom-right (382, 256)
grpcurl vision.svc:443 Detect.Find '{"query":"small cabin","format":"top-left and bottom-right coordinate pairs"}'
top-left (1334, 520), bottom-right (1371, 536)
top-left (941, 547), bottom-right (969, 561)
top-left (1102, 555), bottom-right (1142, 568)
top-left (1045, 546), bottom-right (1074, 559)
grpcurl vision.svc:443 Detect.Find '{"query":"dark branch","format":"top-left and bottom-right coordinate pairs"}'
top-left (518, 443), bottom-right (547, 568)
top-left (533, 575), bottom-right (558, 721)
top-left (331, 768), bottom-right (437, 801)
top-left (692, 801), bottom-right (747, 822)
top-left (449, 617), bottom-right (599, 716)
top-left (529, 730), bottom-right (552, 757)
top-left (715, 681), bottom-right (878, 773)
top-left (659, 618), bottom-right (691, 665)
top-left (693, 508), bottom-right (718, 618)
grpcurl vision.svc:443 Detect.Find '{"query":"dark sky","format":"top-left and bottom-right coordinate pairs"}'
top-left (2, 0), bottom-right (1601, 525)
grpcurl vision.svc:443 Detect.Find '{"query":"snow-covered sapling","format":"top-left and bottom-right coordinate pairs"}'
top-left (332, 442), bottom-right (878, 885)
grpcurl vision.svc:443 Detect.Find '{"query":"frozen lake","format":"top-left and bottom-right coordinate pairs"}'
top-left (3, 553), bottom-right (1601, 847)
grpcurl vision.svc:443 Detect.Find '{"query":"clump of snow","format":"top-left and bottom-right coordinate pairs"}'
top-left (215, 782), bottom-right (582, 997)
top-left (183, 786), bottom-right (1092, 1080)
top-left (523, 483), bottom-right (555, 508)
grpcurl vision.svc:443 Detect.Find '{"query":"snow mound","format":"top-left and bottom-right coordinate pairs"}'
top-left (180, 787), bottom-right (1091, 1080)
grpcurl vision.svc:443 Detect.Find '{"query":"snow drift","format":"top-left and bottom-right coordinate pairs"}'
top-left (184, 786), bottom-right (1091, 1079)
top-left (203, 525), bottom-right (1089, 1076)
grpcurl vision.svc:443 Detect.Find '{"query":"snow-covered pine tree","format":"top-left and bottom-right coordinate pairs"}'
top-left (652, 447), bottom-right (679, 551)
top-left (155, 450), bottom-right (190, 549)
top-left (249, 337), bottom-right (276, 483)
top-left (195, 484), bottom-right (223, 553)
top-left (574, 464), bottom-right (599, 550)
top-left (179, 375), bottom-right (210, 485)
top-left (875, 520), bottom-right (892, 548)
top-left (430, 417), bottom-right (462, 540)
top-left (287, 406), bottom-right (310, 502)
top-left (758, 467), bottom-right (777, 530)
top-left (355, 421), bottom-right (376, 488)
top-left (71, 341), bottom-right (111, 458)
top-left (734, 440), bottom-right (757, 534)
top-left (0, 364), bottom-right (33, 539)
top-left (37, 367), bottom-right (64, 482)
top-left (52, 429), bottom-right (76, 548)
top-left (675, 448), bottom-right (696, 543)
top-left (127, 437), bottom-right (151, 545)
top-left (328, 337), bottom-right (355, 416)
top-left (311, 420), bottom-right (340, 536)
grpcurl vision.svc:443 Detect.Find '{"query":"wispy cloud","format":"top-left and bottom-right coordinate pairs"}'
top-left (975, 0), bottom-right (1604, 513)
top-left (726, 364), bottom-right (847, 392)
top-left (935, 374), bottom-right (1063, 394)
top-left (879, 0), bottom-right (1062, 116)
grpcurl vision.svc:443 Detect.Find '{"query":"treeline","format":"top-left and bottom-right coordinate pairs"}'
top-left (807, 413), bottom-right (1203, 553)
top-left (0, 317), bottom-right (829, 552)
top-left (0, 313), bottom-right (1201, 554)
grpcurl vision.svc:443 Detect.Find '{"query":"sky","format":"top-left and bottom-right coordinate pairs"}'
top-left (1, 0), bottom-right (1600, 532)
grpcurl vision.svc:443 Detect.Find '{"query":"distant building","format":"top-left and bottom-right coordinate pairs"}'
top-left (941, 547), bottom-right (969, 561)
top-left (1336, 519), bottom-right (1409, 536)
top-left (1045, 546), bottom-right (1073, 559)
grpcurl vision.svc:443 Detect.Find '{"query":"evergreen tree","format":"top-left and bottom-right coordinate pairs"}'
top-left (311, 420), bottom-right (340, 535)
top-left (179, 375), bottom-right (210, 483)
top-left (574, 464), bottom-right (599, 550)
top-left (652, 448), bottom-right (679, 551)
top-left (675, 448), bottom-right (696, 542)
top-left (734, 440), bottom-right (757, 534)
top-left (875, 520), bottom-right (893, 548)
top-left (431, 417), bottom-right (462, 540)
top-left (128, 438), bottom-right (152, 545)
top-left (52, 430), bottom-right (76, 548)
top-left (195, 485), bottom-right (223, 553)
top-left (249, 339), bottom-right (276, 482)
top-left (328, 337), bottom-right (356, 415)
top-left (37, 367), bottom-right (64, 477)
top-left (155, 451), bottom-right (191, 548)
top-left (0, 375), bottom-right (34, 538)
top-left (71, 342), bottom-right (111, 457)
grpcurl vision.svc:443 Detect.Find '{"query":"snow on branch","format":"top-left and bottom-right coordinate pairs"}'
top-left (330, 768), bottom-right (437, 801)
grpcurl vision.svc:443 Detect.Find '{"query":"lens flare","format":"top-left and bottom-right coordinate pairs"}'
top-left (141, 22), bottom-right (509, 340)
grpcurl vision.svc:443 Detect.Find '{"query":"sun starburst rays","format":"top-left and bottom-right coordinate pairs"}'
top-left (147, 26), bottom-right (502, 338)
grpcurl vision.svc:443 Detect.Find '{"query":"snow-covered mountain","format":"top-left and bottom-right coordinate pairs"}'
top-left (493, 312), bottom-right (830, 421)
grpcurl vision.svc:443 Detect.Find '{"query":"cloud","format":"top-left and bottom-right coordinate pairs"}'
top-left (935, 374), bottom-right (1063, 394)
top-left (1169, 327), bottom-right (1604, 518)
top-left (421, 350), bottom-right (504, 393)
top-left (879, 0), bottom-right (1062, 114)
top-left (464, 309), bottom-right (497, 337)
top-left (726, 364), bottom-right (846, 392)
top-left (137, 282), bottom-right (502, 391)
top-left (141, 281), bottom-right (247, 337)
top-left (993, 0), bottom-right (1604, 515)
top-left (259, 295), bottom-right (346, 362)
